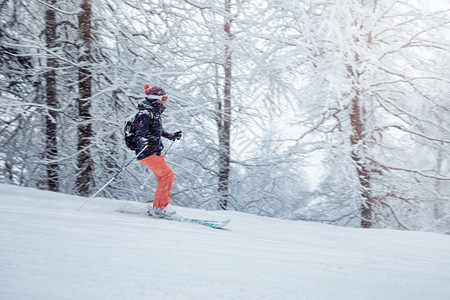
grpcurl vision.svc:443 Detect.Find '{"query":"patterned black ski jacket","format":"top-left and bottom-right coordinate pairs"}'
top-left (134, 99), bottom-right (174, 160)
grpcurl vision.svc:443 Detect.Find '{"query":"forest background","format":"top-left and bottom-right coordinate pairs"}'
top-left (1, 0), bottom-right (449, 233)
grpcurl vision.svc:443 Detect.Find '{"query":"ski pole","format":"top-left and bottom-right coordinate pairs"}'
top-left (77, 145), bottom-right (149, 211)
top-left (163, 139), bottom-right (176, 157)
top-left (140, 139), bottom-right (175, 190)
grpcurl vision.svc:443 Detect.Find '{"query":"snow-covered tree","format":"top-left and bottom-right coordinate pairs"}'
top-left (293, 0), bottom-right (450, 230)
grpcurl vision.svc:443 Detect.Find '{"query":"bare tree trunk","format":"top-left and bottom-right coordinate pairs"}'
top-left (434, 142), bottom-right (444, 220)
top-left (76, 0), bottom-right (93, 196)
top-left (44, 0), bottom-right (59, 192)
top-left (218, 0), bottom-right (233, 210)
top-left (347, 63), bottom-right (373, 228)
top-left (349, 94), bottom-right (373, 228)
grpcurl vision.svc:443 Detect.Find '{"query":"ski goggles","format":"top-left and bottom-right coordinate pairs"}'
top-left (146, 95), bottom-right (168, 103)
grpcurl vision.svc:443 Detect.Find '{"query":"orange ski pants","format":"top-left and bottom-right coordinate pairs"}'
top-left (139, 154), bottom-right (174, 209)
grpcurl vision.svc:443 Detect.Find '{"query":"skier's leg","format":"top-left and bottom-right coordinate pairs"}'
top-left (139, 154), bottom-right (174, 209)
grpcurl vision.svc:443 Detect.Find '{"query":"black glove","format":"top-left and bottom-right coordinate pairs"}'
top-left (172, 130), bottom-right (182, 140)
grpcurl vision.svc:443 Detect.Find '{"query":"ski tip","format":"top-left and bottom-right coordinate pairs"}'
top-left (213, 219), bottom-right (231, 229)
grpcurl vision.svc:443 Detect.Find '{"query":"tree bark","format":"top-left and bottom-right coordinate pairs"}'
top-left (76, 0), bottom-right (93, 196)
top-left (347, 62), bottom-right (373, 228)
top-left (44, 0), bottom-right (59, 192)
top-left (218, 0), bottom-right (233, 210)
top-left (349, 94), bottom-right (373, 228)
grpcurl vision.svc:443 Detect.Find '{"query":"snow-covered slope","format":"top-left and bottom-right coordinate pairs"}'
top-left (1, 184), bottom-right (449, 300)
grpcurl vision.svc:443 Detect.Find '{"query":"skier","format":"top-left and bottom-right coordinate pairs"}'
top-left (134, 83), bottom-right (182, 218)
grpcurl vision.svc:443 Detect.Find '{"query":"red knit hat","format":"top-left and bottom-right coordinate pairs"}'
top-left (144, 83), bottom-right (166, 96)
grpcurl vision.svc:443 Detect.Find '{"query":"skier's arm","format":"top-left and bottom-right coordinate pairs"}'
top-left (161, 128), bottom-right (172, 139)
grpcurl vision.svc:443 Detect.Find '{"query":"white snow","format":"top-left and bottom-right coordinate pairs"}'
top-left (1, 183), bottom-right (449, 300)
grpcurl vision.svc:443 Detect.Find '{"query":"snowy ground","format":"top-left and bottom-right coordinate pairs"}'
top-left (1, 184), bottom-right (449, 300)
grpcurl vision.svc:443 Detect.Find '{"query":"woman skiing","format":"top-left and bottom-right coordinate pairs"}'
top-left (134, 83), bottom-right (182, 218)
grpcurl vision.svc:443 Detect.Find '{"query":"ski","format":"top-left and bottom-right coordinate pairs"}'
top-left (117, 210), bottom-right (230, 229)
top-left (171, 216), bottom-right (230, 229)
